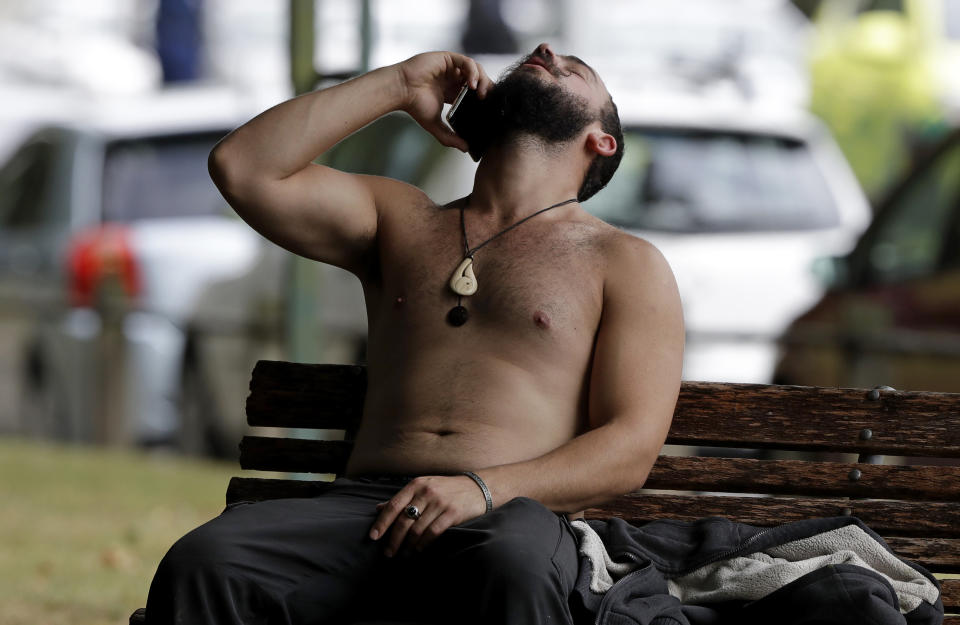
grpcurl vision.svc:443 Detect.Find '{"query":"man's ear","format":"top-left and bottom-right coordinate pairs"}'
top-left (586, 130), bottom-right (617, 157)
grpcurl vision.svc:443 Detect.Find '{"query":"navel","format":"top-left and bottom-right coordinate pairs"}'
top-left (533, 310), bottom-right (551, 329)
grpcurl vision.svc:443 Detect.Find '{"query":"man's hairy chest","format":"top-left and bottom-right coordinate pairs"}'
top-left (371, 204), bottom-right (608, 339)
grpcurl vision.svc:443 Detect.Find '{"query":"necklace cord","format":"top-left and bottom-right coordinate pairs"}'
top-left (458, 196), bottom-right (578, 258)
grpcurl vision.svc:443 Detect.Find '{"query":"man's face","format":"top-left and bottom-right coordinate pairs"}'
top-left (485, 44), bottom-right (608, 147)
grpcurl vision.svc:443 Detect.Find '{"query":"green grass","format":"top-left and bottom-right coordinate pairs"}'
top-left (0, 438), bottom-right (237, 625)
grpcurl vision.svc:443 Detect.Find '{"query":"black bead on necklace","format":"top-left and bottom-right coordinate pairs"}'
top-left (446, 196), bottom-right (578, 327)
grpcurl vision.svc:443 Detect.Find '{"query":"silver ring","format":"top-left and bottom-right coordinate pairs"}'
top-left (404, 504), bottom-right (421, 521)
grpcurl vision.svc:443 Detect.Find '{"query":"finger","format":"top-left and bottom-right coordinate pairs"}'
top-left (369, 488), bottom-right (414, 540)
top-left (428, 120), bottom-right (468, 152)
top-left (452, 53), bottom-right (480, 89)
top-left (414, 511), bottom-right (457, 552)
top-left (401, 504), bottom-right (446, 554)
top-left (476, 64), bottom-right (494, 99)
top-left (384, 500), bottom-right (426, 557)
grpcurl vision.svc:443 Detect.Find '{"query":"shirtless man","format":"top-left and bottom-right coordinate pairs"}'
top-left (146, 44), bottom-right (683, 624)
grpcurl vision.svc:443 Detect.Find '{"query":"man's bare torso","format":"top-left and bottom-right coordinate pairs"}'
top-left (346, 193), bottom-right (618, 477)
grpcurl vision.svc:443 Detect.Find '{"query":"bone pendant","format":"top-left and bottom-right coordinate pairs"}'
top-left (449, 257), bottom-right (478, 296)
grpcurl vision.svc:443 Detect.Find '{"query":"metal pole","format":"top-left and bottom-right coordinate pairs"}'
top-left (285, 0), bottom-right (322, 364)
top-left (360, 0), bottom-right (372, 72)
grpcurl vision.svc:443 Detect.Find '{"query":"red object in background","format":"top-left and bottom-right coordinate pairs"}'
top-left (67, 224), bottom-right (141, 307)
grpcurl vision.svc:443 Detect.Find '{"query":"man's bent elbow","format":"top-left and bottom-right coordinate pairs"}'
top-left (208, 141), bottom-right (259, 215)
top-left (208, 142), bottom-right (238, 196)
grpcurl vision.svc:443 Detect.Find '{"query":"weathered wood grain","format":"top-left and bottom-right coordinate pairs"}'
top-left (943, 578), bottom-right (959, 612)
top-left (246, 361), bottom-right (366, 429)
top-left (227, 476), bottom-right (334, 504)
top-left (671, 382), bottom-right (960, 457)
top-left (245, 362), bottom-right (960, 457)
top-left (249, 360), bottom-right (367, 393)
top-left (584, 493), bottom-right (960, 538)
top-left (883, 537), bottom-right (960, 573)
top-left (238, 437), bottom-right (351, 474)
top-left (238, 437), bottom-right (960, 502)
top-left (645, 455), bottom-right (960, 501)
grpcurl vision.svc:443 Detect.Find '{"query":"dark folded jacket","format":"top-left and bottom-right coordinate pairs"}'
top-left (570, 515), bottom-right (943, 625)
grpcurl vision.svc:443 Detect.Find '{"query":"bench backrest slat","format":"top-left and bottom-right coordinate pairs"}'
top-left (246, 362), bottom-right (960, 457)
top-left (239, 436), bottom-right (960, 503)
top-left (586, 493), bottom-right (960, 538)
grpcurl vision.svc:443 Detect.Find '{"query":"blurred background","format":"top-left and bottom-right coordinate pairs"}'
top-left (1, 0), bottom-right (960, 622)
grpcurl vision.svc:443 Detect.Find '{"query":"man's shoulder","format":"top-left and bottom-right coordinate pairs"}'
top-left (591, 223), bottom-right (671, 279)
top-left (591, 226), bottom-right (679, 316)
top-left (359, 174), bottom-right (439, 213)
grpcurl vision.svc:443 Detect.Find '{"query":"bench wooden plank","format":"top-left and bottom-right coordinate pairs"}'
top-left (238, 437), bottom-right (351, 473)
top-left (249, 360), bottom-right (367, 393)
top-left (670, 383), bottom-right (960, 457)
top-left (227, 476), bottom-right (334, 503)
top-left (245, 362), bottom-right (960, 457)
top-left (885, 538), bottom-right (960, 573)
top-left (246, 362), bottom-right (366, 430)
top-left (943, 579), bottom-right (959, 612)
top-left (645, 455), bottom-right (960, 501)
top-left (238, 438), bottom-right (960, 502)
top-left (587, 494), bottom-right (960, 538)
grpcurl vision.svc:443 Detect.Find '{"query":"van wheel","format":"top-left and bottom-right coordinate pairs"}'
top-left (20, 350), bottom-right (71, 441)
top-left (179, 355), bottom-right (232, 458)
top-left (178, 357), bottom-right (216, 456)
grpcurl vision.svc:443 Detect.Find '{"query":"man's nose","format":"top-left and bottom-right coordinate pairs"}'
top-left (534, 42), bottom-right (556, 61)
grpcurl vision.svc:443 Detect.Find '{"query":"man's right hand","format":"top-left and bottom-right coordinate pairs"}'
top-left (396, 52), bottom-right (494, 153)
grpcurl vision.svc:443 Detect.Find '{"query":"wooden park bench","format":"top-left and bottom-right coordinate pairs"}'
top-left (133, 360), bottom-right (960, 623)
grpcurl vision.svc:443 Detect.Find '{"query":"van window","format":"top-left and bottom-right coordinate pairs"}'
top-left (864, 138), bottom-right (960, 283)
top-left (102, 132), bottom-right (229, 222)
top-left (946, 0), bottom-right (960, 40)
top-left (0, 140), bottom-right (55, 230)
top-left (587, 128), bottom-right (838, 232)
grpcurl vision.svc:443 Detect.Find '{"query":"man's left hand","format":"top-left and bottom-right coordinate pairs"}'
top-left (369, 475), bottom-right (488, 556)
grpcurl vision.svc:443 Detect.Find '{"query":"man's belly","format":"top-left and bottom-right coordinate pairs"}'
top-left (344, 356), bottom-right (587, 476)
top-left (345, 425), bottom-right (528, 476)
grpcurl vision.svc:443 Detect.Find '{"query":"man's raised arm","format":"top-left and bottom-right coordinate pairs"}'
top-left (207, 52), bottom-right (492, 276)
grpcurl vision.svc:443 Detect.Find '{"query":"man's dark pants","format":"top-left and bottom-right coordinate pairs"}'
top-left (145, 477), bottom-right (579, 624)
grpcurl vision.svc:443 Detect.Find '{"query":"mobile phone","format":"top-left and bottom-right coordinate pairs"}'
top-left (446, 85), bottom-right (491, 162)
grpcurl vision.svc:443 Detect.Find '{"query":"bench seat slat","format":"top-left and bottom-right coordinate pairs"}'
top-left (246, 362), bottom-right (960, 457)
top-left (239, 438), bottom-right (960, 502)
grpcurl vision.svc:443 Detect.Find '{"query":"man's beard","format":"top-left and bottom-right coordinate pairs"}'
top-left (489, 62), bottom-right (595, 144)
top-left (461, 62), bottom-right (595, 159)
